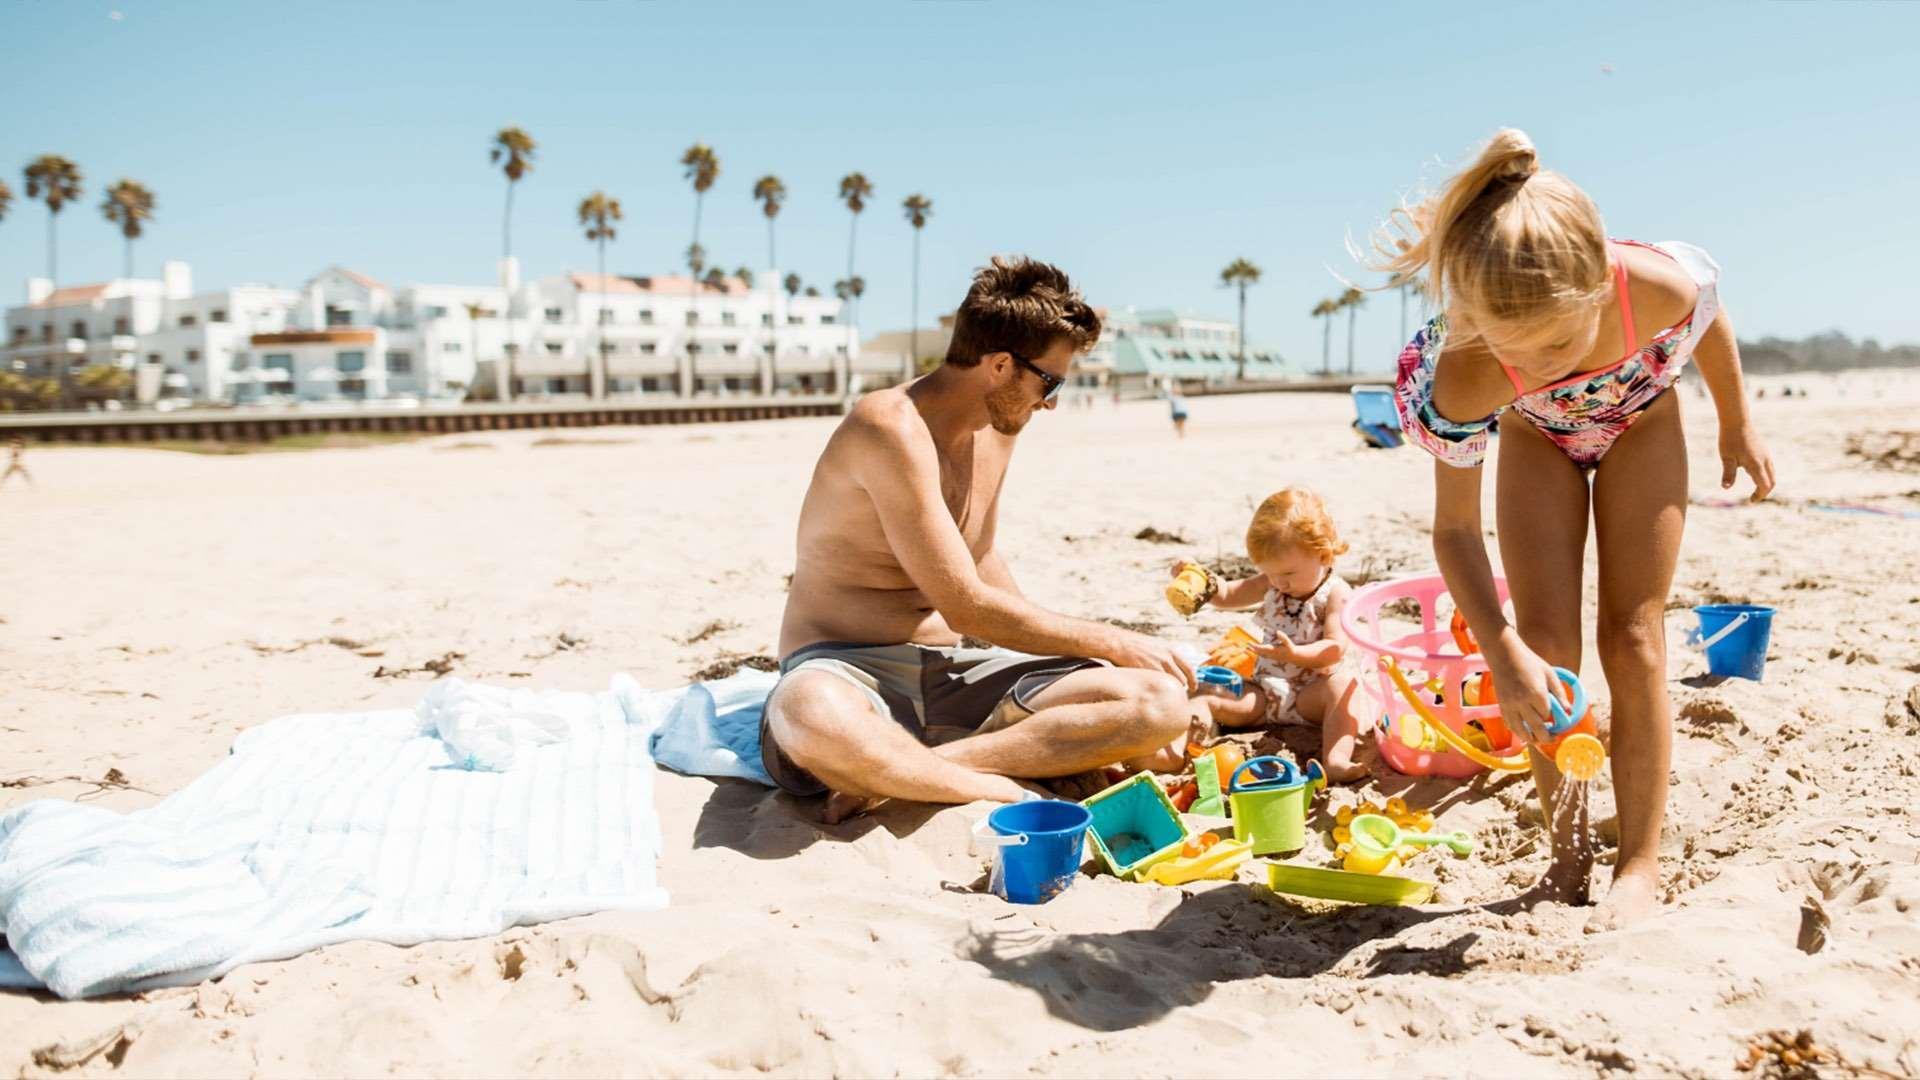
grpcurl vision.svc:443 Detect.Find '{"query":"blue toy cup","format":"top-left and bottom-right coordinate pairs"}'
top-left (983, 800), bottom-right (1091, 903)
top-left (1689, 604), bottom-right (1775, 681)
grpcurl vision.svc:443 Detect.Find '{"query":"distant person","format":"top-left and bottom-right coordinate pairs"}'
top-left (1166, 387), bottom-right (1189, 437)
top-left (1, 436), bottom-right (31, 489)
top-left (1379, 128), bottom-right (1775, 930)
top-left (764, 256), bottom-right (1195, 824)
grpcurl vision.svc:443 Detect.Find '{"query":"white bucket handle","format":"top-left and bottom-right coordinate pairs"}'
top-left (971, 816), bottom-right (1028, 848)
top-left (1686, 611), bottom-right (1750, 653)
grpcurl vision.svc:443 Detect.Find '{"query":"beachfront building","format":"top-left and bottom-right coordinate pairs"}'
top-left (862, 305), bottom-right (1291, 396)
top-left (1089, 306), bottom-right (1290, 392)
top-left (6, 258), bottom-right (868, 407)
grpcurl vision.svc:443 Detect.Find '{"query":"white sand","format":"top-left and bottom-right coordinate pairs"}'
top-left (3, 374), bottom-right (1917, 1077)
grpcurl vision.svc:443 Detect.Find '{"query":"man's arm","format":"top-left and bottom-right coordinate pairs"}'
top-left (850, 409), bottom-right (1193, 686)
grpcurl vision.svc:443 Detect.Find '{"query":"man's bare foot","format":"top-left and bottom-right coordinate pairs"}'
top-left (1584, 863), bottom-right (1661, 933)
top-left (822, 790), bottom-right (889, 824)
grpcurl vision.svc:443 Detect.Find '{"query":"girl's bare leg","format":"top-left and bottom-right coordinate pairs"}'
top-left (1294, 674), bottom-right (1369, 781)
top-left (1496, 415), bottom-right (1595, 905)
top-left (1587, 393), bottom-right (1688, 931)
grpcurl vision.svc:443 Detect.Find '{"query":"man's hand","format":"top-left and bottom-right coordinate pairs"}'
top-left (1719, 422), bottom-right (1776, 502)
top-left (1102, 629), bottom-right (1197, 690)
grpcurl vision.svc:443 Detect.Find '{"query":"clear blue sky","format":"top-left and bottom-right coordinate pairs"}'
top-left (3, 0), bottom-right (1915, 371)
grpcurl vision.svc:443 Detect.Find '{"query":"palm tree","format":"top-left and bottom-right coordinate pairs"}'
top-left (1387, 271), bottom-right (1421, 341)
top-left (490, 126), bottom-right (536, 402)
top-left (1312, 298), bottom-right (1339, 377)
top-left (1218, 258), bottom-right (1261, 380)
top-left (752, 176), bottom-right (786, 393)
top-left (804, 286), bottom-right (820, 298)
top-left (734, 265), bottom-right (755, 289)
top-left (1340, 286), bottom-right (1367, 376)
top-left (902, 193), bottom-right (932, 369)
top-left (703, 267), bottom-right (727, 290)
top-left (681, 144), bottom-right (719, 393)
top-left (100, 179), bottom-right (156, 279)
top-left (783, 273), bottom-right (801, 298)
top-left (23, 155), bottom-right (83, 284)
top-left (462, 300), bottom-right (487, 401)
top-left (837, 172), bottom-right (873, 364)
top-left (577, 191), bottom-right (621, 400)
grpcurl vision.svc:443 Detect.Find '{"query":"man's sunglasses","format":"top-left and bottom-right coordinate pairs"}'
top-left (1008, 351), bottom-right (1066, 402)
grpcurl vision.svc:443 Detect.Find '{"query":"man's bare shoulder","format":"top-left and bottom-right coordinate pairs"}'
top-left (835, 386), bottom-right (932, 460)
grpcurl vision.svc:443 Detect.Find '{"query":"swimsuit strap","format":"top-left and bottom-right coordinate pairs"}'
top-left (1611, 244), bottom-right (1638, 354)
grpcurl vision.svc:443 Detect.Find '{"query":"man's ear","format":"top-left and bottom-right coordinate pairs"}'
top-left (982, 351), bottom-right (1011, 377)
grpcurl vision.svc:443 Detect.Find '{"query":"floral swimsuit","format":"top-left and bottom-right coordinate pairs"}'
top-left (1251, 571), bottom-right (1347, 726)
top-left (1395, 239), bottom-right (1722, 469)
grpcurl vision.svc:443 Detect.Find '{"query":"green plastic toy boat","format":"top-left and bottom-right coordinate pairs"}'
top-left (1265, 861), bottom-right (1435, 906)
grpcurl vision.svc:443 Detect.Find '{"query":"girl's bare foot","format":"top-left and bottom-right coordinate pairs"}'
top-left (1585, 861), bottom-right (1661, 933)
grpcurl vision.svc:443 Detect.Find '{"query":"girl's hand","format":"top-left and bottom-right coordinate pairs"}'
top-left (1169, 558), bottom-right (1200, 579)
top-left (1719, 422), bottom-right (1776, 502)
top-left (1484, 639), bottom-right (1571, 746)
top-left (1250, 632), bottom-right (1297, 664)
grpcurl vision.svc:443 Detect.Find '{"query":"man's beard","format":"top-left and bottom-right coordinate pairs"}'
top-left (985, 380), bottom-right (1031, 435)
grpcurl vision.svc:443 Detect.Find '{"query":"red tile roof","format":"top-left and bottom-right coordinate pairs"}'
top-left (328, 266), bottom-right (389, 292)
top-left (33, 283), bottom-right (111, 307)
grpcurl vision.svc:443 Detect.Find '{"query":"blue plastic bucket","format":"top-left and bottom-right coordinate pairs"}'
top-left (1690, 604), bottom-right (1775, 681)
top-left (983, 800), bottom-right (1091, 903)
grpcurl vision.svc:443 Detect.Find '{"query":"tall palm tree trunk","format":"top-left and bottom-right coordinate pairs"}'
top-left (1235, 284), bottom-right (1247, 381)
top-left (47, 213), bottom-right (58, 286)
top-left (766, 222), bottom-right (778, 396)
top-left (124, 235), bottom-right (132, 280)
top-left (1321, 314), bottom-right (1331, 377)
top-left (502, 181), bottom-right (516, 402)
top-left (1346, 304), bottom-right (1358, 376)
top-left (910, 228), bottom-right (920, 374)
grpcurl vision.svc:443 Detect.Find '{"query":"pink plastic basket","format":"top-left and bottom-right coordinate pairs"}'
top-left (1339, 574), bottom-right (1510, 778)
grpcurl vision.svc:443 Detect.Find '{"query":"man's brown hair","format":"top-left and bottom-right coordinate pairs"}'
top-left (944, 255), bottom-right (1102, 368)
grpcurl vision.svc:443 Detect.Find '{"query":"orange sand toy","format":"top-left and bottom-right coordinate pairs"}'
top-left (1204, 626), bottom-right (1260, 680)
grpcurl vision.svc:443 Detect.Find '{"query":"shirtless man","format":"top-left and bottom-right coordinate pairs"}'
top-left (763, 256), bottom-right (1196, 822)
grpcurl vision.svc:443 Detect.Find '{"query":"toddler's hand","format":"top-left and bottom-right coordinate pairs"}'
top-left (1250, 632), bottom-right (1296, 663)
top-left (1169, 558), bottom-right (1200, 579)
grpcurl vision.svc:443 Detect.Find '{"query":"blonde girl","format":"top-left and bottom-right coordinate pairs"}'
top-left (1381, 129), bottom-right (1775, 930)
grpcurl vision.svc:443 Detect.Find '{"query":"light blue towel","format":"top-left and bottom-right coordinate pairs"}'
top-left (1, 678), bottom-right (670, 999)
top-left (636, 668), bottom-right (780, 787)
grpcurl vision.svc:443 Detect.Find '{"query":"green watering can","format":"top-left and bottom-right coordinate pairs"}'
top-left (1228, 756), bottom-right (1325, 855)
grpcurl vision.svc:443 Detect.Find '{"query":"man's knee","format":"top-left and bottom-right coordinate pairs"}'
top-left (766, 671), bottom-right (882, 765)
top-left (1116, 671), bottom-right (1191, 745)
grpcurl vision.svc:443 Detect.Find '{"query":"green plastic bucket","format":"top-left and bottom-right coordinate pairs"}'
top-left (1081, 773), bottom-right (1188, 880)
top-left (1228, 756), bottom-right (1324, 855)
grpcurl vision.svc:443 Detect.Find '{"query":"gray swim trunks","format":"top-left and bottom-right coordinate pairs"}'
top-left (759, 641), bottom-right (1102, 797)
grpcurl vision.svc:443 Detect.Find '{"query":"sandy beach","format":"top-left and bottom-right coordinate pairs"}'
top-left (3, 375), bottom-right (1918, 1077)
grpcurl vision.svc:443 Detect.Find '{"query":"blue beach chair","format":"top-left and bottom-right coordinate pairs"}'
top-left (1351, 385), bottom-right (1403, 449)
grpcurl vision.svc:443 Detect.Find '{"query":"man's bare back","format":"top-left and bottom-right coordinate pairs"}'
top-left (780, 384), bottom-right (1014, 655)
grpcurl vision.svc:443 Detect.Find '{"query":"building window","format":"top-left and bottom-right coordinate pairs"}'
top-left (340, 377), bottom-right (367, 400)
top-left (544, 342), bottom-right (562, 355)
top-left (441, 342), bottom-right (463, 353)
top-left (386, 350), bottom-right (413, 374)
top-left (178, 314), bottom-right (198, 328)
top-left (687, 342), bottom-right (701, 355)
top-left (721, 312), bottom-right (737, 327)
top-left (786, 315), bottom-right (802, 326)
top-left (186, 349), bottom-right (202, 363)
top-left (821, 314), bottom-right (836, 325)
top-left (761, 314), bottom-right (773, 327)
top-left (425, 305), bottom-right (449, 319)
top-left (641, 376), bottom-right (662, 392)
top-left (835, 345), bottom-right (848, 356)
top-left (597, 309), bottom-right (614, 325)
top-left (148, 352), bottom-right (164, 365)
top-left (229, 353), bottom-right (249, 372)
top-left (210, 309), bottom-right (228, 323)
top-left (71, 320), bottom-right (88, 339)
top-left (684, 311), bottom-right (699, 327)
top-left (114, 316), bottom-right (131, 335)
top-left (325, 306), bottom-right (352, 327)
top-left (544, 307), bottom-right (563, 324)
top-left (336, 350), bottom-right (367, 373)
top-left (40, 323), bottom-right (53, 341)
top-left (723, 343), bottom-right (739, 355)
top-left (638, 310), bottom-right (653, 325)
top-left (640, 342), bottom-right (656, 355)
top-left (547, 378), bottom-right (567, 393)
top-left (10, 326), bottom-right (27, 343)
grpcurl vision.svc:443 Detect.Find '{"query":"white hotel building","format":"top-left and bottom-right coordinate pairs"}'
top-left (5, 258), bottom-right (898, 406)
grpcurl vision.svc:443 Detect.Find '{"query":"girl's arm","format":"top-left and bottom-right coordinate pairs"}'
top-left (1690, 309), bottom-right (1776, 501)
top-left (1430, 461), bottom-right (1567, 744)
